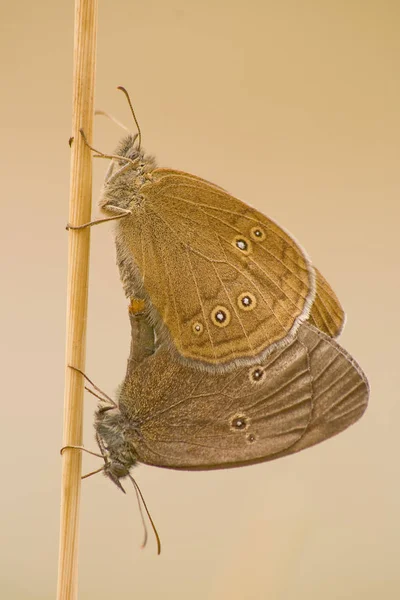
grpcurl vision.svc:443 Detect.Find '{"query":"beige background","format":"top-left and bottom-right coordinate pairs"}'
top-left (1, 1), bottom-right (399, 598)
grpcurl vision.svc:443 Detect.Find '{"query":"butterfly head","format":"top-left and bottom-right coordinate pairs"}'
top-left (100, 134), bottom-right (157, 214)
top-left (114, 133), bottom-right (142, 161)
top-left (113, 134), bottom-right (156, 171)
top-left (94, 403), bottom-right (139, 492)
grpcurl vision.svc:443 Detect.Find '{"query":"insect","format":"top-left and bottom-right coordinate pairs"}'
top-left (72, 87), bottom-right (345, 372)
top-left (66, 301), bottom-right (367, 553)
top-left (67, 88), bottom-right (364, 470)
top-left (65, 90), bottom-right (369, 554)
top-left (92, 303), bottom-right (368, 476)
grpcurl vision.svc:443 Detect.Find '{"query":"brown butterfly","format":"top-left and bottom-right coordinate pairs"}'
top-left (92, 305), bottom-right (368, 478)
top-left (76, 88), bottom-right (345, 371)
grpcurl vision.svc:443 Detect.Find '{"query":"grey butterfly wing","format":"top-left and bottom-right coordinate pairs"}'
top-left (118, 322), bottom-right (368, 470)
top-left (119, 336), bottom-right (313, 468)
top-left (285, 324), bottom-right (369, 454)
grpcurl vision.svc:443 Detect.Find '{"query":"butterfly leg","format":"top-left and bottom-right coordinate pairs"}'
top-left (60, 445), bottom-right (104, 459)
top-left (68, 364), bottom-right (117, 407)
top-left (66, 205), bottom-right (132, 230)
top-left (66, 125), bottom-right (141, 230)
top-left (60, 444), bottom-right (107, 480)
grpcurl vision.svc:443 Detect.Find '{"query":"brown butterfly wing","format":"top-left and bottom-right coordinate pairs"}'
top-left (118, 323), bottom-right (368, 470)
top-left (308, 268), bottom-right (345, 337)
top-left (116, 169), bottom-right (315, 367)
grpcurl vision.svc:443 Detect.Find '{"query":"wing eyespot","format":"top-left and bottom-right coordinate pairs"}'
top-left (247, 434), bottom-right (256, 443)
top-left (250, 226), bottom-right (266, 241)
top-left (192, 321), bottom-right (204, 335)
top-left (211, 306), bottom-right (231, 328)
top-left (237, 292), bottom-right (257, 311)
top-left (231, 414), bottom-right (250, 431)
top-left (232, 235), bottom-right (252, 255)
top-left (249, 366), bottom-right (266, 384)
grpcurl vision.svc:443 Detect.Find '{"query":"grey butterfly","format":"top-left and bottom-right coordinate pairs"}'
top-left (93, 307), bottom-right (368, 477)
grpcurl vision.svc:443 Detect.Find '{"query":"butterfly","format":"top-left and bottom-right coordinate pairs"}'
top-left (64, 88), bottom-right (338, 371)
top-left (92, 304), bottom-right (368, 478)
top-left (73, 90), bottom-right (345, 369)
top-left (64, 90), bottom-right (367, 557)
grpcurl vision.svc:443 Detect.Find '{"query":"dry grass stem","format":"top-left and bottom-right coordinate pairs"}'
top-left (57, 1), bottom-right (98, 598)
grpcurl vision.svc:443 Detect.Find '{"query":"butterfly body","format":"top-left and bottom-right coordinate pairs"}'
top-left (95, 407), bottom-right (139, 487)
top-left (99, 134), bottom-right (344, 371)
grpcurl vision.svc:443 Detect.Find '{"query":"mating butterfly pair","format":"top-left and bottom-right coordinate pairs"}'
top-left (68, 90), bottom-right (368, 520)
top-left (86, 115), bottom-right (368, 477)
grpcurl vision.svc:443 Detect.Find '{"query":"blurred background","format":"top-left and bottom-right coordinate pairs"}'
top-left (1, 1), bottom-right (399, 598)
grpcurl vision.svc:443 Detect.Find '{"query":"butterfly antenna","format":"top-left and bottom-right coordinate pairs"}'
top-left (95, 109), bottom-right (130, 133)
top-left (117, 86), bottom-right (142, 151)
top-left (131, 479), bottom-right (148, 550)
top-left (128, 474), bottom-right (161, 555)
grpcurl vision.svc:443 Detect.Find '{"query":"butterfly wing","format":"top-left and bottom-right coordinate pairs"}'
top-left (285, 324), bottom-right (368, 454)
top-left (115, 169), bottom-right (315, 368)
top-left (118, 323), bottom-right (368, 470)
top-left (309, 268), bottom-right (345, 337)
